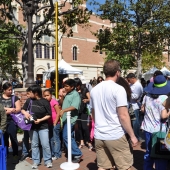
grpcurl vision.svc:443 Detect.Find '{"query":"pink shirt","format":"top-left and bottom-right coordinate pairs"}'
top-left (49, 99), bottom-right (59, 125)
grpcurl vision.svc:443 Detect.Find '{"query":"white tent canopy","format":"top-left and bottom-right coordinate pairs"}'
top-left (42, 59), bottom-right (83, 86)
top-left (160, 67), bottom-right (170, 76)
top-left (48, 59), bottom-right (83, 74)
top-left (142, 67), bottom-right (158, 81)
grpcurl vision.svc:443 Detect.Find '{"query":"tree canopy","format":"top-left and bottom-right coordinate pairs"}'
top-left (0, 0), bottom-right (92, 82)
top-left (91, 0), bottom-right (170, 77)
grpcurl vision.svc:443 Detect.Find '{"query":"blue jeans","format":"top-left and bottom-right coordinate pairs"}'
top-left (4, 120), bottom-right (18, 156)
top-left (132, 109), bottom-right (140, 140)
top-left (29, 129), bottom-right (51, 165)
top-left (22, 130), bottom-right (30, 156)
top-left (62, 123), bottom-right (82, 157)
top-left (49, 124), bottom-right (61, 158)
top-left (144, 131), bottom-right (168, 170)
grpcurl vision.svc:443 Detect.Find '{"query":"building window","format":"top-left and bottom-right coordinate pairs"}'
top-left (72, 25), bottom-right (77, 32)
top-left (73, 46), bottom-right (77, 60)
top-left (52, 47), bottom-right (55, 59)
top-left (36, 44), bottom-right (42, 58)
top-left (44, 46), bottom-right (50, 59)
top-left (13, 7), bottom-right (17, 20)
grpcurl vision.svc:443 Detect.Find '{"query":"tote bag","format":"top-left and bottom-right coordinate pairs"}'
top-left (150, 124), bottom-right (170, 159)
top-left (0, 130), bottom-right (6, 170)
top-left (11, 96), bottom-right (32, 131)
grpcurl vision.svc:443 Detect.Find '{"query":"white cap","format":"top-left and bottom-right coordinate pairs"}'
top-left (80, 76), bottom-right (86, 84)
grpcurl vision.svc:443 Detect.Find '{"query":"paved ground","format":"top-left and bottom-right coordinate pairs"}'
top-left (6, 134), bottom-right (170, 170)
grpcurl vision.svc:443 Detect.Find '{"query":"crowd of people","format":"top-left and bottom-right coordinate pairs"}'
top-left (0, 59), bottom-right (170, 170)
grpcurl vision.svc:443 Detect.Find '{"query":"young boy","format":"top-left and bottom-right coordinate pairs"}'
top-left (0, 103), bottom-right (6, 133)
top-left (60, 79), bottom-right (82, 163)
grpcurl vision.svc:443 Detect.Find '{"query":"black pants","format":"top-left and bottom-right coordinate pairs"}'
top-left (4, 120), bottom-right (18, 156)
top-left (77, 114), bottom-right (90, 143)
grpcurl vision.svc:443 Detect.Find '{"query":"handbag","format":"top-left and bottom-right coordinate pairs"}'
top-left (150, 122), bottom-right (170, 159)
top-left (128, 104), bottom-right (136, 120)
top-left (0, 130), bottom-right (6, 170)
top-left (11, 96), bottom-right (32, 131)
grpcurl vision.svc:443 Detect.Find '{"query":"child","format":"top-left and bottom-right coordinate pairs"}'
top-left (43, 89), bottom-right (61, 160)
top-left (60, 79), bottom-right (82, 163)
top-left (21, 85), bottom-right (52, 169)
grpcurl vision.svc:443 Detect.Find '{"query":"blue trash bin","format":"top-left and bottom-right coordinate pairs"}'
top-left (0, 130), bottom-right (6, 170)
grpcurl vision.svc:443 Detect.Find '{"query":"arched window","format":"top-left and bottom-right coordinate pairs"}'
top-left (73, 46), bottom-right (77, 60)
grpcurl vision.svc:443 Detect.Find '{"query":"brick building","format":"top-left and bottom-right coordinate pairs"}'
top-left (11, 0), bottom-right (112, 84)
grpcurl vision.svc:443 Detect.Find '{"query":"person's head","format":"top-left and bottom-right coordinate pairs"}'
top-left (74, 78), bottom-right (82, 91)
top-left (97, 76), bottom-right (104, 84)
top-left (153, 70), bottom-right (163, 78)
top-left (43, 89), bottom-right (53, 101)
top-left (26, 85), bottom-right (42, 99)
top-left (2, 82), bottom-right (12, 96)
top-left (26, 91), bottom-right (31, 98)
top-left (103, 59), bottom-right (121, 80)
top-left (147, 75), bottom-right (170, 97)
top-left (63, 79), bottom-right (76, 93)
top-left (126, 73), bottom-right (137, 84)
top-left (117, 77), bottom-right (132, 102)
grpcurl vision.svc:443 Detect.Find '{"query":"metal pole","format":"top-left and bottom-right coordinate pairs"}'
top-left (55, 2), bottom-right (59, 98)
top-left (60, 111), bottom-right (80, 170)
top-left (25, 14), bottom-right (35, 87)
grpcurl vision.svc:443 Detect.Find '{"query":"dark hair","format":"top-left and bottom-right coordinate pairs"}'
top-left (153, 70), bottom-right (163, 77)
top-left (74, 78), bottom-right (82, 87)
top-left (26, 85), bottom-right (42, 97)
top-left (63, 79), bottom-right (76, 88)
top-left (116, 77), bottom-right (132, 102)
top-left (126, 73), bottom-right (136, 79)
top-left (97, 76), bottom-right (104, 84)
top-left (43, 88), bottom-right (53, 95)
top-left (103, 59), bottom-right (120, 77)
top-left (2, 82), bottom-right (12, 90)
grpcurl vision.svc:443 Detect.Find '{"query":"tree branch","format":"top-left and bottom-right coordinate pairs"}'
top-left (58, 8), bottom-right (78, 16)
top-left (36, 5), bottom-right (51, 13)
top-left (15, 0), bottom-right (23, 8)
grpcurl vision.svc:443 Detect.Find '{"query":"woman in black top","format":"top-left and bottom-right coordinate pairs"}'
top-left (74, 78), bottom-right (93, 151)
top-left (0, 82), bottom-right (21, 164)
top-left (21, 85), bottom-right (52, 169)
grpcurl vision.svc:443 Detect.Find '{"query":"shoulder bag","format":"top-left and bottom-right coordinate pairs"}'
top-left (11, 96), bottom-right (32, 131)
top-left (150, 121), bottom-right (170, 159)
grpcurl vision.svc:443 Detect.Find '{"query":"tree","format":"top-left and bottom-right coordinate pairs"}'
top-left (0, 22), bottom-right (22, 79)
top-left (91, 0), bottom-right (170, 78)
top-left (0, 0), bottom-right (91, 84)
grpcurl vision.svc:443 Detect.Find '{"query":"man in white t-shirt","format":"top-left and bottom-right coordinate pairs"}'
top-left (90, 60), bottom-right (138, 170)
top-left (126, 73), bottom-right (143, 141)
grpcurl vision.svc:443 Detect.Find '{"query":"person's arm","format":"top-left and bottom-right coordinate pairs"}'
top-left (53, 104), bottom-right (61, 125)
top-left (60, 106), bottom-right (76, 116)
top-left (131, 85), bottom-right (142, 100)
top-left (91, 108), bottom-right (95, 122)
top-left (34, 115), bottom-right (51, 124)
top-left (83, 92), bottom-right (90, 103)
top-left (21, 109), bottom-right (31, 119)
top-left (161, 109), bottom-right (170, 119)
top-left (117, 106), bottom-right (138, 147)
top-left (0, 105), bottom-right (7, 133)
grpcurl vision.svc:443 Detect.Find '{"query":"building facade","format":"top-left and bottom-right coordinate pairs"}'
top-left (12, 0), bottom-right (111, 84)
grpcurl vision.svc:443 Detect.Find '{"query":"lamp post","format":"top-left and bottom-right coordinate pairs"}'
top-left (22, 0), bottom-right (39, 87)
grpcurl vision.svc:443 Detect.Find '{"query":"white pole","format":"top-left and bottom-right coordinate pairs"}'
top-left (60, 111), bottom-right (80, 170)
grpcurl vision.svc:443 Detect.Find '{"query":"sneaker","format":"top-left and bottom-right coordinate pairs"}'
top-left (20, 154), bottom-right (28, 161)
top-left (12, 155), bottom-right (19, 164)
top-left (52, 156), bottom-right (58, 160)
top-left (32, 163), bottom-right (38, 169)
top-left (46, 162), bottom-right (52, 168)
top-left (72, 155), bottom-right (82, 163)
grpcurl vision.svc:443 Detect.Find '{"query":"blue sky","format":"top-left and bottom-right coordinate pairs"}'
top-left (86, 0), bottom-right (105, 13)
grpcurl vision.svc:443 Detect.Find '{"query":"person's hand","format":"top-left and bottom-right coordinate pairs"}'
top-left (82, 99), bottom-right (88, 103)
top-left (130, 136), bottom-right (138, 147)
top-left (60, 110), bottom-right (64, 116)
top-left (34, 119), bottom-right (41, 124)
top-left (24, 112), bottom-right (31, 120)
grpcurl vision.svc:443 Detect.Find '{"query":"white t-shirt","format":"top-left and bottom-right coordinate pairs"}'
top-left (130, 80), bottom-right (143, 110)
top-left (141, 94), bottom-right (167, 133)
top-left (90, 80), bottom-right (128, 140)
